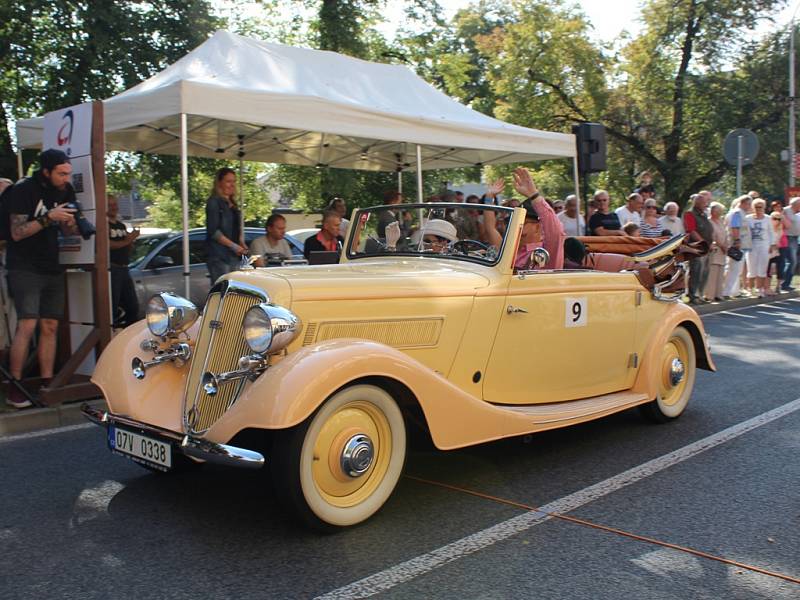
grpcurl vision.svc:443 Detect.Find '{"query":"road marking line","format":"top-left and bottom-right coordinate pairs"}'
top-left (316, 397), bottom-right (800, 599)
top-left (703, 297), bottom-right (799, 317)
top-left (0, 422), bottom-right (93, 444)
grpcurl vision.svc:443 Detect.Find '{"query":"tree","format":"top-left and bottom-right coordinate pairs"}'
top-left (0, 0), bottom-right (220, 178)
top-left (489, 0), bottom-right (786, 205)
top-left (402, 0), bottom-right (790, 206)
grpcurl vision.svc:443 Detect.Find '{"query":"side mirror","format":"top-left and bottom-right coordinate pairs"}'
top-left (529, 247), bottom-right (550, 269)
top-left (150, 255), bottom-right (175, 269)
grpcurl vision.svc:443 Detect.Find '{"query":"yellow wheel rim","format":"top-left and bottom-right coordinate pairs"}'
top-left (310, 400), bottom-right (392, 508)
top-left (659, 336), bottom-right (689, 407)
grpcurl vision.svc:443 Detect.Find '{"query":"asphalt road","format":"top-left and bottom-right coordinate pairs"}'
top-left (2, 299), bottom-right (799, 599)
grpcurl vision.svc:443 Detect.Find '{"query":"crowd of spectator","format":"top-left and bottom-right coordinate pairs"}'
top-left (435, 171), bottom-right (800, 305)
top-left (199, 163), bottom-right (800, 310)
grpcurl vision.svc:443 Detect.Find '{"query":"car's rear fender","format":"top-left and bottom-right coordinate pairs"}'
top-left (631, 303), bottom-right (715, 401)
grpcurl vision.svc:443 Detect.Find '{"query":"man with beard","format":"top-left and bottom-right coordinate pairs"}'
top-left (5, 149), bottom-right (77, 408)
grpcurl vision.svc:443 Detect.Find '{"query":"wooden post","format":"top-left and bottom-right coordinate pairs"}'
top-left (92, 100), bottom-right (111, 351)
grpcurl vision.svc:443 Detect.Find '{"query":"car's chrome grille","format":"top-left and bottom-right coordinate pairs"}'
top-left (183, 282), bottom-right (267, 434)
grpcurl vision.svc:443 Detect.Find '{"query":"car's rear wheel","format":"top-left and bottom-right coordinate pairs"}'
top-left (271, 384), bottom-right (406, 531)
top-left (639, 326), bottom-right (696, 423)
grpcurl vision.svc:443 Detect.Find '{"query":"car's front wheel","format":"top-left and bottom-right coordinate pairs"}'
top-left (271, 384), bottom-right (406, 531)
top-left (639, 326), bottom-right (696, 423)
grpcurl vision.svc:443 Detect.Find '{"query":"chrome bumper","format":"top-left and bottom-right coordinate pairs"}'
top-left (81, 404), bottom-right (265, 470)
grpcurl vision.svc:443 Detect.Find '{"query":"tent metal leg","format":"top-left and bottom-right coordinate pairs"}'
top-left (16, 149), bottom-right (23, 179)
top-left (397, 170), bottom-right (402, 194)
top-left (239, 155), bottom-right (245, 243)
top-left (180, 113), bottom-right (190, 299)
top-left (416, 145), bottom-right (423, 203)
top-left (573, 155), bottom-right (586, 235)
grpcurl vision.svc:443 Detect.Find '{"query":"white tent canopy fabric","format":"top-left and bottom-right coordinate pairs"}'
top-left (17, 30), bottom-right (575, 170)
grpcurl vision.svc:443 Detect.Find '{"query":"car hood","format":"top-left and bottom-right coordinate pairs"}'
top-left (226, 258), bottom-right (493, 304)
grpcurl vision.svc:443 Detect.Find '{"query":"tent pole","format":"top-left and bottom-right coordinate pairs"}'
top-left (416, 145), bottom-right (423, 203)
top-left (16, 149), bottom-right (23, 179)
top-left (572, 155), bottom-right (584, 234)
top-left (239, 156), bottom-right (245, 239)
top-left (238, 135), bottom-right (245, 240)
top-left (180, 113), bottom-right (190, 299)
top-left (397, 170), bottom-right (402, 194)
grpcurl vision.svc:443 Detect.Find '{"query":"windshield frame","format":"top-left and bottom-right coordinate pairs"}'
top-left (345, 203), bottom-right (515, 267)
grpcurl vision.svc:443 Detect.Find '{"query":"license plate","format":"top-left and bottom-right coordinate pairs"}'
top-left (108, 426), bottom-right (172, 470)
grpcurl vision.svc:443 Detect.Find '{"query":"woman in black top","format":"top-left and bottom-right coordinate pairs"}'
top-left (206, 168), bottom-right (245, 282)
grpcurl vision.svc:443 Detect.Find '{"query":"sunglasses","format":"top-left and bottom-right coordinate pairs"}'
top-left (423, 235), bottom-right (448, 244)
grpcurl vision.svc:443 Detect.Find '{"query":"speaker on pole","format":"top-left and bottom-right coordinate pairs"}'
top-left (573, 122), bottom-right (606, 174)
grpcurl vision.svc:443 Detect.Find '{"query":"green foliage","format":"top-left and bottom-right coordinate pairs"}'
top-left (408, 0), bottom-right (790, 207)
top-left (0, 0), bottom-right (220, 178)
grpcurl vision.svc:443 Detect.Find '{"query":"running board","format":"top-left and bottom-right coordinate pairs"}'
top-left (491, 391), bottom-right (649, 426)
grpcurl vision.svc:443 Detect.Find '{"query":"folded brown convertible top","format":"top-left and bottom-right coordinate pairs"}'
top-left (574, 236), bottom-right (667, 255)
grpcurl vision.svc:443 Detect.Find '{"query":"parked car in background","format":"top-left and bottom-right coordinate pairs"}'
top-left (286, 228), bottom-right (319, 245)
top-left (128, 227), bottom-right (304, 315)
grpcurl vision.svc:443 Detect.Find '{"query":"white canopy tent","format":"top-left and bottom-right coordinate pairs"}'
top-left (16, 30), bottom-right (578, 296)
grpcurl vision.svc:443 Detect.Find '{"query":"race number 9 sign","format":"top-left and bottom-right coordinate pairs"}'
top-left (565, 297), bottom-right (587, 327)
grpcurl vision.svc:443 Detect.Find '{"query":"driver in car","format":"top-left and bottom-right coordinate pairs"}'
top-left (384, 218), bottom-right (458, 254)
top-left (420, 219), bottom-right (458, 253)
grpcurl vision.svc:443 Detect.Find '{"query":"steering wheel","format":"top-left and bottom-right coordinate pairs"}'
top-left (452, 239), bottom-right (490, 254)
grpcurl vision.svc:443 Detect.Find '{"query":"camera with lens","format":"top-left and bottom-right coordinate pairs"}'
top-left (66, 201), bottom-right (96, 240)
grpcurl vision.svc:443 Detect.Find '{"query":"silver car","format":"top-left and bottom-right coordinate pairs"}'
top-left (128, 227), bottom-right (304, 316)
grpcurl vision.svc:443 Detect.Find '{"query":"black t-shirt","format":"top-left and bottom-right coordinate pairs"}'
top-left (6, 171), bottom-right (75, 273)
top-left (109, 220), bottom-right (130, 266)
top-left (589, 211), bottom-right (622, 235)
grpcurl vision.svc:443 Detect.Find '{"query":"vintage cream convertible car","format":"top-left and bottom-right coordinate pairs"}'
top-left (83, 203), bottom-right (714, 530)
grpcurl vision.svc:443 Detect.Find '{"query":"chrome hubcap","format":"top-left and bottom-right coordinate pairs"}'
top-left (669, 358), bottom-right (685, 387)
top-left (340, 434), bottom-right (374, 478)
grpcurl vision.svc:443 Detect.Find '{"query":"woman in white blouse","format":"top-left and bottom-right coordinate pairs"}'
top-left (745, 199), bottom-right (776, 297)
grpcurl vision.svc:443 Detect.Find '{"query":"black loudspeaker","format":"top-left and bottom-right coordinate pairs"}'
top-left (573, 122), bottom-right (606, 173)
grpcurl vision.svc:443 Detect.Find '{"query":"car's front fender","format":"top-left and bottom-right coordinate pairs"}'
top-left (205, 339), bottom-right (517, 450)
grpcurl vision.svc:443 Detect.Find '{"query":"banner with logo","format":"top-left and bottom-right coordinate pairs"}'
top-left (43, 102), bottom-right (95, 263)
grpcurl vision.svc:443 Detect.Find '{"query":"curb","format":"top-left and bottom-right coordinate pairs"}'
top-left (692, 290), bottom-right (798, 315)
top-left (0, 398), bottom-right (106, 437)
top-left (0, 292), bottom-right (797, 438)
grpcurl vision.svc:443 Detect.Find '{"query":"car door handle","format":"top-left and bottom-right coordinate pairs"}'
top-left (507, 305), bottom-right (528, 314)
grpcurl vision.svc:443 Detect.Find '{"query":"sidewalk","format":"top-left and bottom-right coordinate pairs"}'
top-left (1, 290), bottom-right (797, 438)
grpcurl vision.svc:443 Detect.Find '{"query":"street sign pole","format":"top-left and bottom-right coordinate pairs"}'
top-left (724, 129), bottom-right (758, 193)
top-left (737, 135), bottom-right (743, 196)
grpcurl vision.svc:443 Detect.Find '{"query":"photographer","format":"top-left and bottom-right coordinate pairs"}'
top-left (5, 149), bottom-right (77, 408)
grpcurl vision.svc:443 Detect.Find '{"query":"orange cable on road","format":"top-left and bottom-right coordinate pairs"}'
top-left (405, 475), bottom-right (800, 586)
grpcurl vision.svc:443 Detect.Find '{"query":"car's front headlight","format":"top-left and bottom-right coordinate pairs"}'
top-left (242, 303), bottom-right (301, 355)
top-left (146, 292), bottom-right (199, 337)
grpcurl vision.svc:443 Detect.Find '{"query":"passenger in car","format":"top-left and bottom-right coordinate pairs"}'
top-left (483, 168), bottom-right (564, 270)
